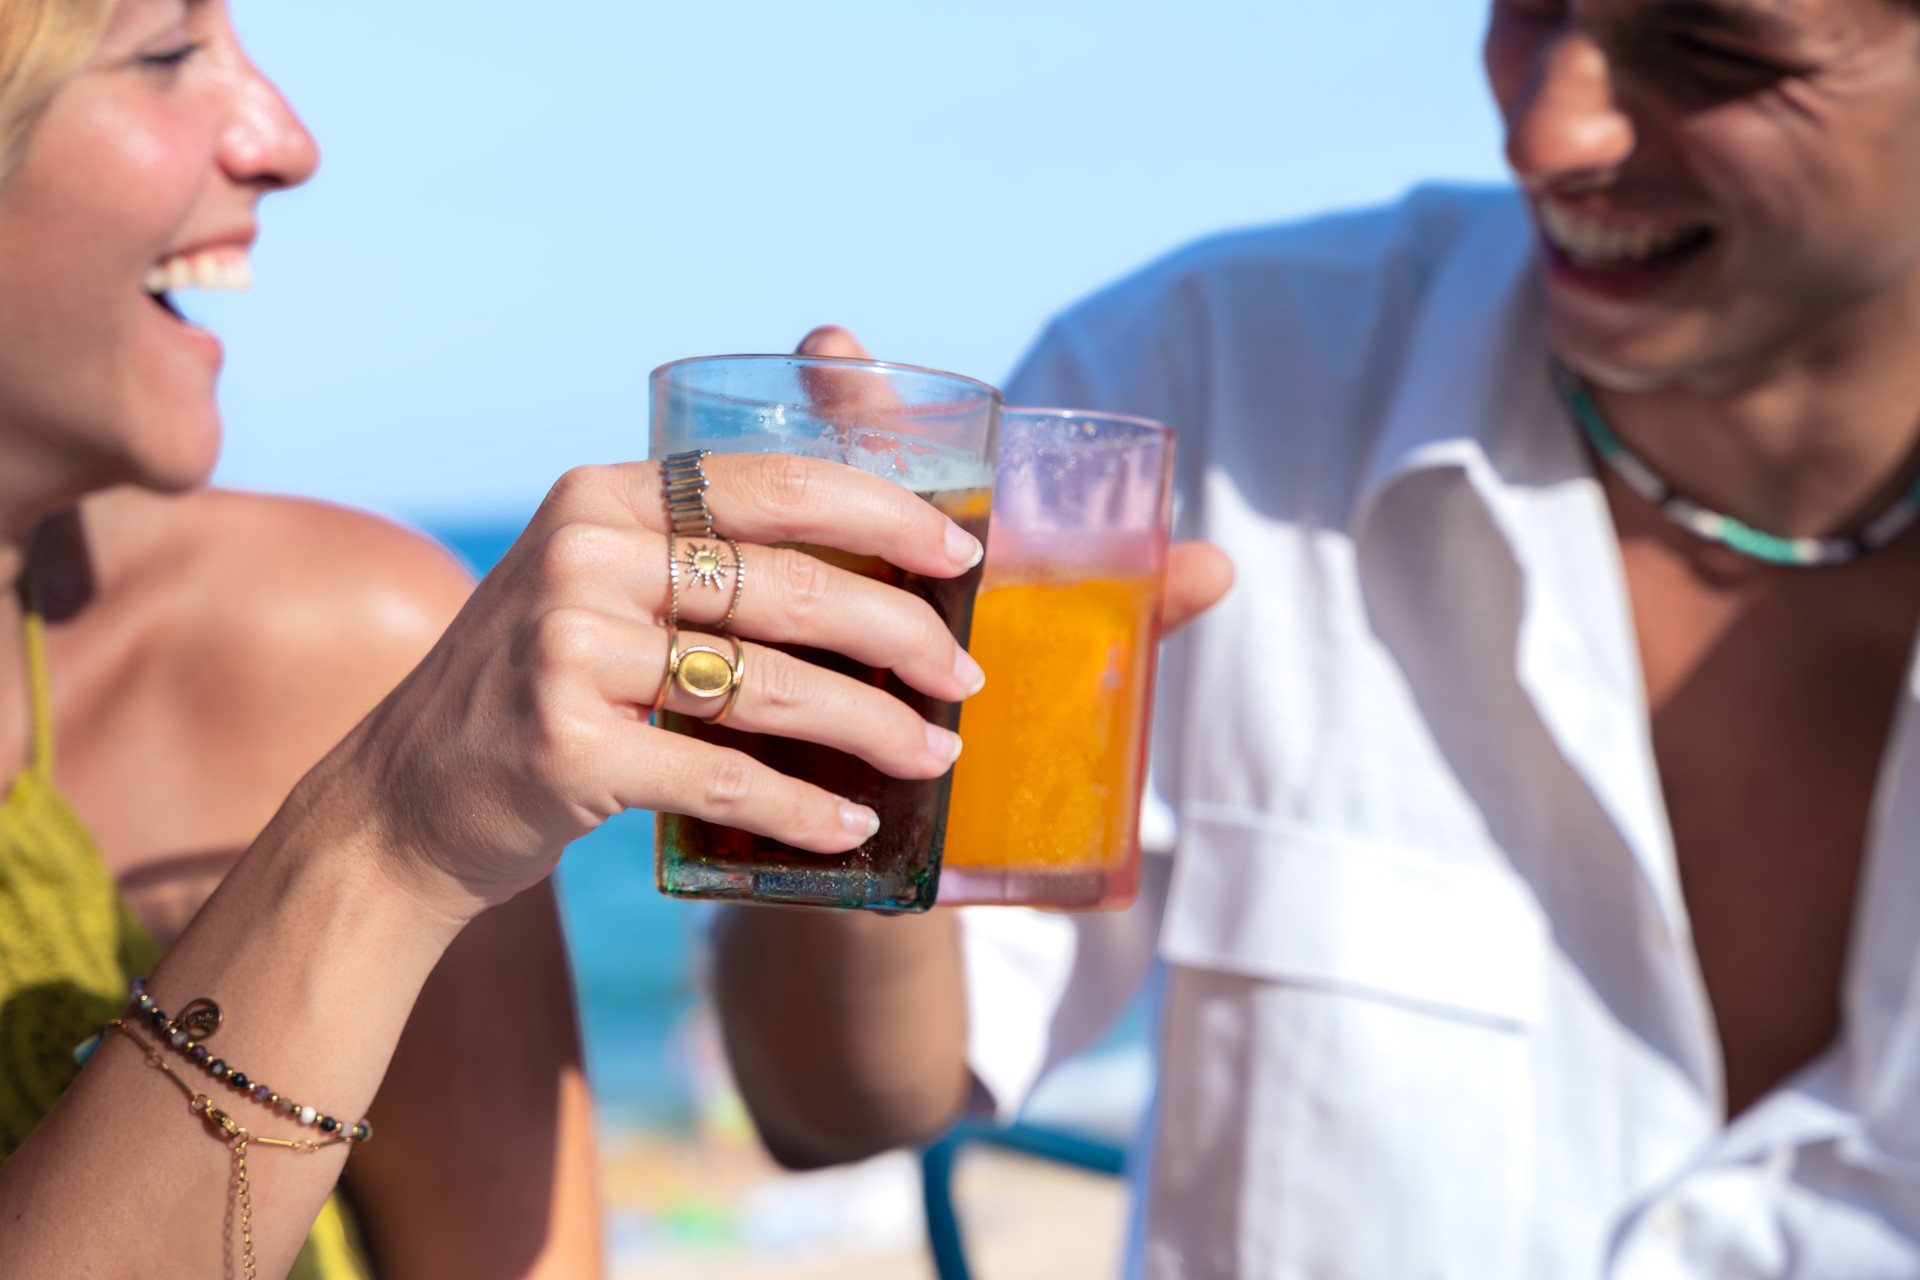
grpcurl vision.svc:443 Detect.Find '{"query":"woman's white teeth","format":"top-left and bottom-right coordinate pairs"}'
top-left (1539, 202), bottom-right (1701, 268)
top-left (142, 251), bottom-right (251, 296)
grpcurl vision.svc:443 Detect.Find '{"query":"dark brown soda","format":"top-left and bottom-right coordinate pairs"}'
top-left (656, 487), bottom-right (991, 913)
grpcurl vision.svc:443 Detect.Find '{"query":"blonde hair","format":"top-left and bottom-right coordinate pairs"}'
top-left (0, 0), bottom-right (117, 183)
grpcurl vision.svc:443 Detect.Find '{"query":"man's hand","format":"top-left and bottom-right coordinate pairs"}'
top-left (797, 325), bottom-right (1235, 636)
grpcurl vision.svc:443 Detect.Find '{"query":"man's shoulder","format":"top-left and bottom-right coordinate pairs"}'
top-left (1043, 184), bottom-right (1523, 354)
top-left (1008, 185), bottom-right (1531, 508)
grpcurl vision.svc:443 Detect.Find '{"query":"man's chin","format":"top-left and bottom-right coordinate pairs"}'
top-left (1543, 308), bottom-right (1730, 397)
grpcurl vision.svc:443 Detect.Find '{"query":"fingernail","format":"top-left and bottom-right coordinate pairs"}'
top-left (840, 801), bottom-right (880, 841)
top-left (953, 648), bottom-right (986, 697)
top-left (926, 724), bottom-right (964, 766)
top-left (945, 523), bottom-right (984, 570)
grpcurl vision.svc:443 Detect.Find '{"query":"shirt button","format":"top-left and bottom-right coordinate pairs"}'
top-left (1646, 1201), bottom-right (1689, 1243)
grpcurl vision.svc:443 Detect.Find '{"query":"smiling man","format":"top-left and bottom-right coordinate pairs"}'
top-left (713, 0), bottom-right (1920, 1275)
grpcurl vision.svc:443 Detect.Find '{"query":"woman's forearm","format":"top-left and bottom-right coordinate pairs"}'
top-left (0, 772), bottom-right (466, 1279)
top-left (0, 454), bottom-right (1000, 1273)
top-left (348, 882), bottom-right (605, 1279)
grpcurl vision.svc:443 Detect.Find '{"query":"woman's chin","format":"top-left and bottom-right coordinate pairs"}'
top-left (125, 414), bottom-right (223, 495)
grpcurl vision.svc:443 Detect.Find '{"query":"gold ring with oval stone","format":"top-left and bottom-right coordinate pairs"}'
top-left (672, 633), bottom-right (747, 724)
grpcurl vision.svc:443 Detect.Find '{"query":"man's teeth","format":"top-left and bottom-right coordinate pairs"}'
top-left (142, 251), bottom-right (251, 297)
top-left (1538, 202), bottom-right (1703, 268)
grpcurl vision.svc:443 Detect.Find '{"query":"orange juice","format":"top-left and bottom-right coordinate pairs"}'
top-left (940, 571), bottom-right (1163, 909)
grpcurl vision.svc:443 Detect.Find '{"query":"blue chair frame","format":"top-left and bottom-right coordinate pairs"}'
top-left (921, 1120), bottom-right (1127, 1280)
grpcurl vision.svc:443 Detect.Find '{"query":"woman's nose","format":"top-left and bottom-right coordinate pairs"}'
top-left (218, 59), bottom-right (320, 193)
top-left (1504, 31), bottom-right (1636, 190)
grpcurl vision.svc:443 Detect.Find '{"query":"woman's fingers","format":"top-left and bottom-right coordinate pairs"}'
top-left (571, 613), bottom-right (961, 782)
top-left (507, 523), bottom-right (980, 701)
top-left (702, 453), bottom-right (985, 576)
top-left (519, 456), bottom-right (983, 583)
top-left (673, 538), bottom-right (980, 699)
top-left (619, 727), bottom-right (878, 855)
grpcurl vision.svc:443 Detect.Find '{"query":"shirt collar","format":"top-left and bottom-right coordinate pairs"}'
top-left (1352, 194), bottom-right (1696, 972)
top-left (1353, 190), bottom-right (1555, 522)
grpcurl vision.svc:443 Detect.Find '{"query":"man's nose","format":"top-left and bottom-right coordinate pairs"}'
top-left (1504, 31), bottom-right (1636, 190)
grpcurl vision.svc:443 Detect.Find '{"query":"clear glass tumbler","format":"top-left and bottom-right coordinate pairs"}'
top-left (938, 409), bottom-right (1173, 910)
top-left (650, 354), bottom-right (1000, 914)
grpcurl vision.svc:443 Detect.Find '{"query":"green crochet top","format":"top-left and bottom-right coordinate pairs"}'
top-left (0, 584), bottom-right (368, 1279)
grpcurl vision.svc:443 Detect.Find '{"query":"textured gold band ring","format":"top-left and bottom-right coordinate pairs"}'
top-left (662, 450), bottom-right (716, 538)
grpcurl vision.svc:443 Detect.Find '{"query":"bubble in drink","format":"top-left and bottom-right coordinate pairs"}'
top-left (940, 570), bottom-right (1162, 910)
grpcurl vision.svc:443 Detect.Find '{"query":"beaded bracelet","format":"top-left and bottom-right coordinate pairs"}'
top-left (127, 977), bottom-right (373, 1144)
top-left (104, 1018), bottom-right (349, 1280)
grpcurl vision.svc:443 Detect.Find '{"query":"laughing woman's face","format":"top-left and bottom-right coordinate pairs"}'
top-left (0, 0), bottom-right (316, 510)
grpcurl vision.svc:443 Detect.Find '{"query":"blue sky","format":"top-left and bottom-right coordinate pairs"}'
top-left (202, 0), bottom-right (1509, 525)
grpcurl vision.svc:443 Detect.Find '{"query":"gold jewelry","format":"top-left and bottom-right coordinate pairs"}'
top-left (128, 984), bottom-right (369, 1143)
top-left (671, 634), bottom-right (747, 724)
top-left (662, 450), bottom-right (716, 537)
top-left (676, 538), bottom-right (747, 631)
top-left (106, 1019), bottom-right (349, 1280)
top-left (720, 540), bottom-right (746, 633)
top-left (651, 629), bottom-right (748, 723)
top-left (712, 638), bottom-right (747, 724)
top-left (177, 997), bottom-right (222, 1040)
top-left (651, 624), bottom-right (682, 719)
top-left (666, 531), bottom-right (682, 630)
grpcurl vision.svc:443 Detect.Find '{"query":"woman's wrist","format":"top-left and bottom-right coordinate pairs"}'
top-left (265, 730), bottom-right (494, 937)
top-left (2, 757), bottom-right (477, 1279)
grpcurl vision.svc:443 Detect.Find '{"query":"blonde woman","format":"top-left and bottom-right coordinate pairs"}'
top-left (0, 1), bottom-right (988, 1276)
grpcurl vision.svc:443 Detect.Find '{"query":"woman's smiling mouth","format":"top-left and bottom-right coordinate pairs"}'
top-left (142, 246), bottom-right (252, 319)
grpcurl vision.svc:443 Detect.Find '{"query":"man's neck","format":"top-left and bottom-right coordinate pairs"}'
top-left (1588, 290), bottom-right (1920, 540)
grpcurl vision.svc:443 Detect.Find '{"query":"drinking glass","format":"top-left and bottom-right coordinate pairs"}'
top-left (938, 409), bottom-right (1173, 910)
top-left (650, 354), bottom-right (1000, 913)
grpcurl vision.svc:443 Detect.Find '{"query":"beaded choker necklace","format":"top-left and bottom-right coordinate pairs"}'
top-left (1553, 366), bottom-right (1920, 568)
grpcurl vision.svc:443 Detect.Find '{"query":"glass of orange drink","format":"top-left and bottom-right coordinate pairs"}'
top-left (939, 409), bottom-right (1173, 911)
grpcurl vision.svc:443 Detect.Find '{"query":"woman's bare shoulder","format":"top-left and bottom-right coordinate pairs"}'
top-left (78, 487), bottom-right (476, 752)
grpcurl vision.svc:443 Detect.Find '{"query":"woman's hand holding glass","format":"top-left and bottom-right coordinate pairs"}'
top-left (318, 454), bottom-right (986, 922)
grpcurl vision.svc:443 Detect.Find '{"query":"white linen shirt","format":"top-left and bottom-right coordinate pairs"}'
top-left (960, 184), bottom-right (1920, 1279)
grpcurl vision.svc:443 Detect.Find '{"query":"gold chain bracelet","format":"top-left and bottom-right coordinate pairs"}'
top-left (105, 1019), bottom-right (349, 1280)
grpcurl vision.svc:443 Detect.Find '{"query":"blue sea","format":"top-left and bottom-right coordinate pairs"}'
top-left (431, 521), bottom-right (1152, 1141)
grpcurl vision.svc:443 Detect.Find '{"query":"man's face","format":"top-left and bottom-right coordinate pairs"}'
top-left (1485, 0), bottom-right (1920, 392)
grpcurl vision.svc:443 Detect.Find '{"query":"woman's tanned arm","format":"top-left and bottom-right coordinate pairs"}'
top-left (0, 455), bottom-right (999, 1277)
top-left (0, 766), bottom-right (469, 1279)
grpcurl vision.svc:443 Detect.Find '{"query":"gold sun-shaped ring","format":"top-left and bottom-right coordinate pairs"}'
top-left (665, 534), bottom-right (748, 634)
top-left (683, 540), bottom-right (734, 589)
